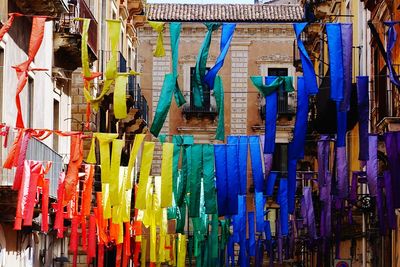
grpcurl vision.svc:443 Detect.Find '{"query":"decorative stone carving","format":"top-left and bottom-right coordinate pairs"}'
top-left (256, 54), bottom-right (293, 64)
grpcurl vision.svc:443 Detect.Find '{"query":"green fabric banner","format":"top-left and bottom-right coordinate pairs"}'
top-left (193, 23), bottom-right (221, 108)
top-left (250, 76), bottom-right (294, 97)
top-left (214, 76), bottom-right (225, 141)
top-left (189, 144), bottom-right (202, 217)
top-left (203, 144), bottom-right (217, 214)
top-left (150, 23), bottom-right (186, 137)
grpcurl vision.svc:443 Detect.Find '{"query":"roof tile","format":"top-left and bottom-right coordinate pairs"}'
top-left (146, 3), bottom-right (304, 22)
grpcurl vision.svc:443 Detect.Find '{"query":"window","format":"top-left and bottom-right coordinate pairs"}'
top-left (189, 67), bottom-right (212, 110)
top-left (267, 68), bottom-right (295, 115)
top-left (272, 143), bottom-right (288, 173)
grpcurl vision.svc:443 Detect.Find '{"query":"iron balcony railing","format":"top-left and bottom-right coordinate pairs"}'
top-left (58, 0), bottom-right (98, 54)
top-left (259, 92), bottom-right (296, 120)
top-left (1, 131), bottom-right (63, 198)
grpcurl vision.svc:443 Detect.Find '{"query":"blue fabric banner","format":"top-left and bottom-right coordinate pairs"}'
top-left (264, 220), bottom-right (272, 241)
top-left (249, 136), bottom-right (264, 193)
top-left (287, 159), bottom-right (297, 214)
top-left (293, 23), bottom-right (318, 95)
top-left (336, 101), bottom-right (347, 147)
top-left (264, 77), bottom-right (278, 154)
top-left (238, 195), bottom-right (248, 267)
top-left (340, 23), bottom-right (353, 111)
top-left (265, 171), bottom-right (278, 197)
top-left (228, 136), bottom-right (248, 195)
top-left (204, 23), bottom-right (236, 89)
top-left (255, 192), bottom-right (265, 233)
top-left (226, 144), bottom-right (240, 215)
top-left (384, 22), bottom-right (400, 88)
top-left (289, 76), bottom-right (308, 160)
top-left (248, 211), bottom-right (256, 257)
top-left (326, 23), bottom-right (344, 102)
top-left (214, 144), bottom-right (229, 216)
top-left (278, 178), bottom-right (289, 236)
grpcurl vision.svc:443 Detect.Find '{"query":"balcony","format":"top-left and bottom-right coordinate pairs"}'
top-left (54, 0), bottom-right (98, 70)
top-left (14, 0), bottom-right (68, 17)
top-left (0, 132), bottom-right (63, 221)
top-left (259, 92), bottom-right (296, 120)
top-left (182, 92), bottom-right (218, 121)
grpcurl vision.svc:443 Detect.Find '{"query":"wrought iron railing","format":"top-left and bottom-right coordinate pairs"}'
top-left (0, 131), bottom-right (64, 198)
top-left (57, 0), bottom-right (98, 54)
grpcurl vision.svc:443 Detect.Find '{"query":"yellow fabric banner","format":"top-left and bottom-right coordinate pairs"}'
top-left (79, 18), bottom-right (91, 78)
top-left (177, 234), bottom-right (187, 267)
top-left (95, 133), bottom-right (118, 184)
top-left (109, 139), bottom-right (124, 206)
top-left (114, 74), bottom-right (128, 119)
top-left (161, 143), bottom-right (174, 208)
top-left (86, 136), bottom-right (96, 163)
top-left (135, 142), bottom-right (155, 210)
top-left (127, 133), bottom-right (145, 189)
top-left (102, 183), bottom-right (111, 219)
top-left (148, 21), bottom-right (166, 57)
top-left (141, 238), bottom-right (147, 267)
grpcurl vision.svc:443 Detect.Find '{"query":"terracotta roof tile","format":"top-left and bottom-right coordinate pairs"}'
top-left (146, 3), bottom-right (304, 22)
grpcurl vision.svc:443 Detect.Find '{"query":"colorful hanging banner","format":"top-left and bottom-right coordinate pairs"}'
top-left (148, 21), bottom-right (166, 57)
top-left (384, 132), bottom-right (400, 208)
top-left (326, 23), bottom-right (344, 102)
top-left (366, 135), bottom-right (378, 197)
top-left (278, 178), bottom-right (289, 236)
top-left (239, 136), bottom-right (249, 195)
top-left (135, 142), bottom-right (155, 210)
top-left (189, 144), bottom-right (202, 217)
top-left (249, 136), bottom-right (264, 193)
top-left (336, 146), bottom-right (348, 199)
top-left (255, 192), bottom-right (265, 233)
top-left (263, 77), bottom-right (278, 154)
top-left (204, 23), bottom-right (236, 89)
top-left (357, 76), bottom-right (370, 161)
top-left (214, 76), bottom-right (225, 141)
top-left (161, 142), bottom-right (174, 208)
top-left (250, 76), bottom-right (294, 97)
top-left (302, 187), bottom-right (317, 239)
top-left (192, 23), bottom-right (221, 107)
top-left (339, 23), bottom-right (353, 111)
top-left (265, 171), bottom-right (278, 197)
top-left (293, 23), bottom-right (318, 95)
top-left (384, 22), bottom-right (400, 88)
top-left (0, 13), bottom-right (22, 42)
top-left (202, 144), bottom-right (217, 214)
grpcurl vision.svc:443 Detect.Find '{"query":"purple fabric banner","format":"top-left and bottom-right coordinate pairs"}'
top-left (376, 177), bottom-right (386, 235)
top-left (339, 23), bottom-right (353, 112)
top-left (366, 135), bottom-right (378, 197)
top-left (384, 132), bottom-right (400, 209)
top-left (336, 146), bottom-right (348, 199)
top-left (303, 187), bottom-right (317, 239)
top-left (384, 171), bottom-right (397, 230)
top-left (320, 173), bottom-right (332, 237)
top-left (357, 76), bottom-right (370, 161)
top-left (318, 135), bottom-right (330, 187)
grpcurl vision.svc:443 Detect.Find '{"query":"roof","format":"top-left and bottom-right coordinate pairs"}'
top-left (146, 3), bottom-right (304, 22)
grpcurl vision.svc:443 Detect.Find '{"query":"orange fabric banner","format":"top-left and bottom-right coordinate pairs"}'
top-left (13, 17), bottom-right (47, 128)
top-left (0, 13), bottom-right (21, 42)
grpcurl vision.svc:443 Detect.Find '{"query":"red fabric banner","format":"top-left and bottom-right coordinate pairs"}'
top-left (13, 17), bottom-right (46, 128)
top-left (81, 164), bottom-right (94, 216)
top-left (63, 134), bottom-right (83, 205)
top-left (54, 173), bottom-right (66, 238)
top-left (13, 131), bottom-right (31, 190)
top-left (41, 178), bottom-right (49, 233)
top-left (0, 13), bottom-right (22, 42)
top-left (3, 129), bottom-right (23, 169)
top-left (69, 215), bottom-right (79, 267)
top-left (87, 214), bottom-right (96, 263)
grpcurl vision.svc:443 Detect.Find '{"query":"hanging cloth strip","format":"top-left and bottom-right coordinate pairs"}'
top-left (250, 76), bottom-right (294, 97)
top-left (339, 23), bottom-right (353, 111)
top-left (384, 131), bottom-right (400, 209)
top-left (293, 23), bottom-right (318, 95)
top-left (204, 23), bottom-right (236, 89)
top-left (135, 142), bottom-right (155, 210)
top-left (278, 178), bottom-right (289, 236)
top-left (161, 142), bottom-right (174, 208)
top-left (202, 144), bottom-right (217, 214)
top-left (383, 171), bottom-right (397, 229)
top-left (320, 173), bottom-right (332, 237)
top-left (54, 173), bottom-right (65, 238)
top-left (336, 146), bottom-right (349, 199)
top-left (214, 76), bottom-right (225, 141)
top-left (177, 234), bottom-right (187, 267)
top-left (376, 176), bottom-right (385, 234)
top-left (69, 215), bottom-right (79, 267)
top-left (13, 16), bottom-right (47, 128)
top-left (148, 21), bottom-right (166, 57)
top-left (109, 139), bottom-right (124, 206)
top-left (255, 192), bottom-right (265, 233)
top-left (63, 134), bottom-right (84, 205)
top-left (214, 144), bottom-right (239, 216)
top-left (289, 76), bottom-right (308, 160)
top-left (150, 23), bottom-right (186, 137)
top-left (326, 23), bottom-right (344, 102)
top-left (317, 135), bottom-right (330, 187)
top-left (81, 164), bottom-right (94, 217)
top-left (41, 178), bottom-right (49, 233)
top-left (227, 136), bottom-right (248, 195)
top-left (0, 13), bottom-right (22, 42)
top-left (384, 21), bottom-right (400, 88)
top-left (13, 131), bottom-right (31, 190)
top-left (249, 136), bottom-right (264, 193)
top-left (87, 214), bottom-right (96, 264)
top-left (192, 23), bottom-right (221, 108)
top-left (189, 144), bottom-right (202, 217)
top-left (287, 158), bottom-right (297, 214)
top-left (248, 211), bottom-right (256, 257)
top-left (357, 76), bottom-right (370, 161)
top-left (126, 133), bottom-right (145, 189)
top-left (265, 171), bottom-right (278, 197)
top-left (366, 135), bottom-right (378, 197)
top-left (302, 187), bottom-right (317, 239)
top-left (3, 129), bottom-right (23, 169)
